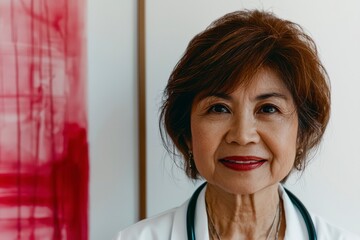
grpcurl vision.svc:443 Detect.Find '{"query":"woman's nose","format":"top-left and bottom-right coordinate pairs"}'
top-left (224, 112), bottom-right (260, 145)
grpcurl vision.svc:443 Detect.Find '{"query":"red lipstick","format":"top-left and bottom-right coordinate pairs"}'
top-left (220, 156), bottom-right (266, 171)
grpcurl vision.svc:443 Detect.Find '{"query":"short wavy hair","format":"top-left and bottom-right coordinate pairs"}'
top-left (160, 10), bottom-right (331, 179)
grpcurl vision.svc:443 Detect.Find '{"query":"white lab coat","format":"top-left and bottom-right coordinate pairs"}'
top-left (116, 185), bottom-right (359, 239)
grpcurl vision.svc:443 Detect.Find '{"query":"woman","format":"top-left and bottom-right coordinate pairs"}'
top-left (116, 10), bottom-right (360, 239)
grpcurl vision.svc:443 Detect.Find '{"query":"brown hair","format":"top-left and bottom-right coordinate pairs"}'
top-left (160, 10), bottom-right (330, 179)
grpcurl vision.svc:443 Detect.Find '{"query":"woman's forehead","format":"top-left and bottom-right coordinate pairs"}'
top-left (195, 67), bottom-right (291, 100)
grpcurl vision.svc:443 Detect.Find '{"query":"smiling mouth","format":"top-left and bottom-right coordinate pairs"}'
top-left (219, 156), bottom-right (267, 171)
top-left (222, 159), bottom-right (261, 164)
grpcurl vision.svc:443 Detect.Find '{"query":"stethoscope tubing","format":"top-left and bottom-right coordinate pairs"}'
top-left (186, 182), bottom-right (317, 240)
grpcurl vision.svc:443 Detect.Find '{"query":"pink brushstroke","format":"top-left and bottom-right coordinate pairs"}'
top-left (0, 0), bottom-right (88, 239)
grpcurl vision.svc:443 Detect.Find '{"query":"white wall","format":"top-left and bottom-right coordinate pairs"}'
top-left (88, 0), bottom-right (138, 239)
top-left (146, 0), bottom-right (360, 235)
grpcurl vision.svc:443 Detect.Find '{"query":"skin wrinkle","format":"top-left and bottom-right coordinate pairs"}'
top-left (205, 184), bottom-right (281, 239)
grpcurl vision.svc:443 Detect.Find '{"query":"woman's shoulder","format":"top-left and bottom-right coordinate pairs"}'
top-left (312, 214), bottom-right (360, 240)
top-left (115, 201), bottom-right (188, 240)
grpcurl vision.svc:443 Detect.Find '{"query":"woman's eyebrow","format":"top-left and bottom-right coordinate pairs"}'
top-left (206, 93), bottom-right (232, 100)
top-left (204, 92), bottom-right (289, 101)
top-left (255, 92), bottom-right (288, 101)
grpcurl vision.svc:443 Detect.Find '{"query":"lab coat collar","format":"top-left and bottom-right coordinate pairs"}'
top-left (279, 185), bottom-right (309, 239)
top-left (195, 183), bottom-right (209, 239)
top-left (170, 198), bottom-right (188, 240)
top-left (170, 183), bottom-right (209, 240)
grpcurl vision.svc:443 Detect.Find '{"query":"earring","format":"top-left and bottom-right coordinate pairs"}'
top-left (295, 148), bottom-right (304, 170)
top-left (188, 150), bottom-right (194, 170)
top-left (297, 148), bottom-right (304, 156)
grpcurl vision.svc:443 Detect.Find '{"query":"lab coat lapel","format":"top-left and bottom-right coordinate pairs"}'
top-left (280, 185), bottom-right (309, 239)
top-left (170, 184), bottom-right (209, 240)
top-left (170, 200), bottom-right (188, 240)
top-left (195, 184), bottom-right (209, 239)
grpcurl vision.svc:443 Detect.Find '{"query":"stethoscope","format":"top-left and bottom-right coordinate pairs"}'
top-left (186, 182), bottom-right (317, 240)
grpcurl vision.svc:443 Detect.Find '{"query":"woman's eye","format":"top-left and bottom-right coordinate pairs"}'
top-left (259, 104), bottom-right (278, 114)
top-left (209, 104), bottom-right (229, 113)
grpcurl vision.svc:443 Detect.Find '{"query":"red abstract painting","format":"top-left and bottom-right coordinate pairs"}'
top-left (0, 0), bottom-right (88, 239)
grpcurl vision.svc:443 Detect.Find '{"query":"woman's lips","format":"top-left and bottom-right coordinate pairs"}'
top-left (219, 156), bottom-right (266, 171)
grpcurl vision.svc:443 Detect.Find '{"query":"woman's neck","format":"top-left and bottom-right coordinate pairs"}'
top-left (205, 183), bottom-right (285, 239)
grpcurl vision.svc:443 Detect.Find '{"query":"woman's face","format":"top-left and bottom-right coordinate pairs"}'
top-left (189, 68), bottom-right (298, 195)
